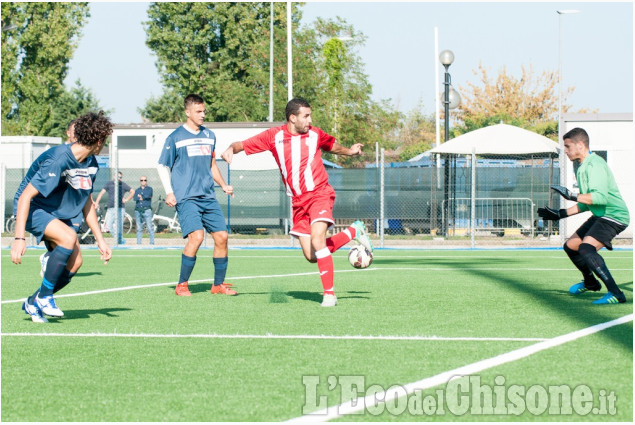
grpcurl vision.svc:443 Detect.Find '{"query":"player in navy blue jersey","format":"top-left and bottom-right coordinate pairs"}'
top-left (11, 111), bottom-right (114, 323)
top-left (157, 94), bottom-right (235, 297)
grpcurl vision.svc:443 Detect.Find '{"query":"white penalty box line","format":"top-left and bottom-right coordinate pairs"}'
top-left (286, 314), bottom-right (634, 423)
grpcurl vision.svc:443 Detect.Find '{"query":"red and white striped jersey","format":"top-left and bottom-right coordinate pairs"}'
top-left (242, 125), bottom-right (336, 197)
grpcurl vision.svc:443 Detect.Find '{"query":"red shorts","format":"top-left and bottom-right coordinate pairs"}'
top-left (289, 185), bottom-right (335, 238)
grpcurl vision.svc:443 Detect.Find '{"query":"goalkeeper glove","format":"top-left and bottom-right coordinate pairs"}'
top-left (550, 185), bottom-right (578, 201)
top-left (537, 206), bottom-right (568, 221)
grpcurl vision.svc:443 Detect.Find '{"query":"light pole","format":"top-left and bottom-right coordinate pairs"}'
top-left (439, 49), bottom-right (461, 236)
top-left (286, 1), bottom-right (292, 101)
top-left (268, 2), bottom-right (274, 122)
top-left (557, 9), bottom-right (579, 242)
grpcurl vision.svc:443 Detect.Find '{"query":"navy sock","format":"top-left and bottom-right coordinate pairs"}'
top-left (563, 243), bottom-right (599, 287)
top-left (213, 257), bottom-right (228, 286)
top-left (54, 269), bottom-right (76, 294)
top-left (179, 254), bottom-right (196, 283)
top-left (578, 243), bottom-right (623, 296)
top-left (40, 246), bottom-right (73, 297)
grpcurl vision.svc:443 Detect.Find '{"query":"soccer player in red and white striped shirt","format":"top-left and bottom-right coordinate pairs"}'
top-left (222, 98), bottom-right (373, 307)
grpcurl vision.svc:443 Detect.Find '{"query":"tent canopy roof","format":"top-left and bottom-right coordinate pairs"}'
top-left (428, 123), bottom-right (558, 157)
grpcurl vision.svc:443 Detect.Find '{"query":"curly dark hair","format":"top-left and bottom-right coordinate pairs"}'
top-left (73, 111), bottom-right (113, 147)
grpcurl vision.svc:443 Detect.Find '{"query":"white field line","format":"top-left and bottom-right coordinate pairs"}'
top-left (0, 332), bottom-right (547, 342)
top-left (2, 266), bottom-right (632, 305)
top-left (5, 253), bottom-right (633, 260)
top-left (286, 314), bottom-right (634, 423)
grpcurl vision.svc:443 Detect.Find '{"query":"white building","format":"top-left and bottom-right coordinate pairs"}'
top-left (0, 136), bottom-right (62, 169)
top-left (110, 122), bottom-right (284, 170)
top-left (561, 113), bottom-right (634, 239)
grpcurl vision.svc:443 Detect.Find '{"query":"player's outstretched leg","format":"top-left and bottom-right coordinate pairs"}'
top-left (563, 243), bottom-right (601, 294)
top-left (351, 220), bottom-right (373, 253)
top-left (326, 225), bottom-right (354, 253)
top-left (577, 243), bottom-right (626, 304)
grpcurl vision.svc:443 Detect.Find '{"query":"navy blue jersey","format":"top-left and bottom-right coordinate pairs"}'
top-left (14, 144), bottom-right (99, 220)
top-left (102, 180), bottom-right (132, 208)
top-left (134, 186), bottom-right (153, 210)
top-left (158, 125), bottom-right (217, 203)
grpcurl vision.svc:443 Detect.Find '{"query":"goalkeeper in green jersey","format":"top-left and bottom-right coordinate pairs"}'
top-left (538, 127), bottom-right (629, 305)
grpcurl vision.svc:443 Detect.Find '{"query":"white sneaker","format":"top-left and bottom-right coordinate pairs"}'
top-left (351, 220), bottom-right (373, 253)
top-left (22, 300), bottom-right (48, 323)
top-left (35, 295), bottom-right (64, 317)
top-left (321, 293), bottom-right (338, 307)
top-left (39, 251), bottom-right (50, 278)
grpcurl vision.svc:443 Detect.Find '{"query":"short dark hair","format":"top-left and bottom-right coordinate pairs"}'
top-left (285, 98), bottom-right (311, 121)
top-left (67, 119), bottom-right (76, 131)
top-left (73, 111), bottom-right (113, 147)
top-left (563, 127), bottom-right (590, 148)
top-left (184, 94), bottom-right (205, 109)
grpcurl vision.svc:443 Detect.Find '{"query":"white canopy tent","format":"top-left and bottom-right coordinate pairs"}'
top-left (429, 123), bottom-right (558, 156)
top-left (427, 124), bottom-right (559, 246)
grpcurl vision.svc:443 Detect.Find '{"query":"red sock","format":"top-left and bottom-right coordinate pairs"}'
top-left (315, 248), bottom-right (334, 294)
top-left (326, 226), bottom-right (356, 253)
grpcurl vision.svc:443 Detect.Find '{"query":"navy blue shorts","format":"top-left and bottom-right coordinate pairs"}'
top-left (70, 211), bottom-right (83, 233)
top-left (27, 209), bottom-right (74, 244)
top-left (176, 197), bottom-right (227, 238)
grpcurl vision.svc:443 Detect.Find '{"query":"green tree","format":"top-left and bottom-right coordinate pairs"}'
top-left (142, 2), bottom-right (289, 122)
top-left (49, 80), bottom-right (109, 138)
top-left (395, 104), bottom-right (436, 162)
top-left (142, 4), bottom-right (400, 166)
top-left (1, 2), bottom-right (91, 136)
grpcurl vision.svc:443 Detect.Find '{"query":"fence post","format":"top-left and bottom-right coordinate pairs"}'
top-left (112, 135), bottom-right (120, 246)
top-left (380, 148), bottom-right (385, 248)
top-left (0, 162), bottom-right (5, 235)
top-left (375, 142), bottom-right (379, 235)
top-left (471, 148), bottom-right (476, 249)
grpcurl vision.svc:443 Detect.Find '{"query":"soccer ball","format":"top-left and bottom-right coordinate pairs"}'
top-left (348, 244), bottom-right (373, 269)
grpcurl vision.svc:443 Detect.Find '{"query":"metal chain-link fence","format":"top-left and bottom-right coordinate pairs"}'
top-left (2, 152), bottom-right (566, 247)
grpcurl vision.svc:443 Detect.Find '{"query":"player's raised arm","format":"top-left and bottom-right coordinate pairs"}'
top-left (329, 142), bottom-right (364, 156)
top-left (221, 141), bottom-right (244, 164)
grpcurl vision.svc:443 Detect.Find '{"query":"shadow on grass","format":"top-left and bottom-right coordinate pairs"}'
top-left (372, 256), bottom-right (514, 266)
top-left (73, 271), bottom-right (102, 277)
top-left (287, 290), bottom-right (371, 304)
top-left (47, 307), bottom-right (132, 321)
top-left (417, 253), bottom-right (633, 351)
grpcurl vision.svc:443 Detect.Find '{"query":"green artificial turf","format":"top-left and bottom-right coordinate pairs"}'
top-left (1, 248), bottom-right (632, 421)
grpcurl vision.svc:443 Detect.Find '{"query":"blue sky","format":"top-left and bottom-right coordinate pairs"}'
top-left (65, 1), bottom-right (633, 124)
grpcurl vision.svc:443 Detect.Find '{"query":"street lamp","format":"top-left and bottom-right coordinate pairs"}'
top-left (557, 9), bottom-right (580, 242)
top-left (439, 49), bottom-right (460, 236)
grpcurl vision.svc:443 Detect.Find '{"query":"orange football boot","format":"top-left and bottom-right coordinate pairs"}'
top-left (175, 282), bottom-right (192, 296)
top-left (211, 283), bottom-right (237, 295)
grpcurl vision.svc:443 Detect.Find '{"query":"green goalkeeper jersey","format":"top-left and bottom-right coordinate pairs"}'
top-left (575, 153), bottom-right (629, 225)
